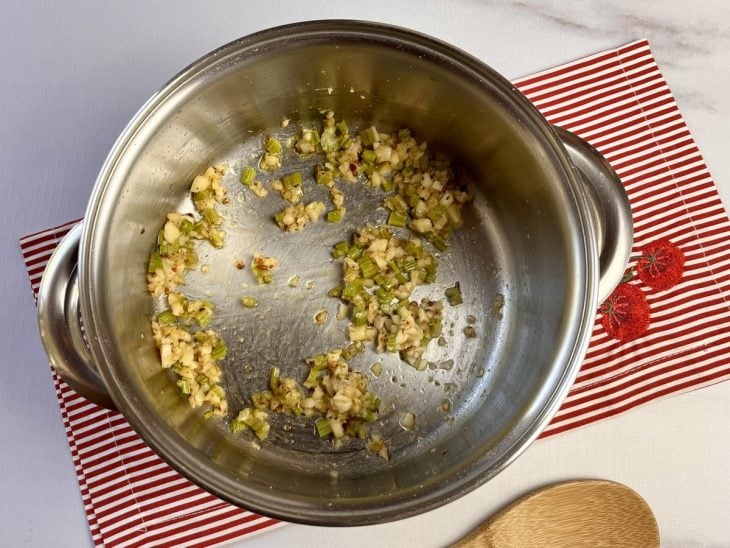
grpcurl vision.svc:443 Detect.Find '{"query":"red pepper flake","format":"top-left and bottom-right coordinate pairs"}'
top-left (600, 283), bottom-right (650, 343)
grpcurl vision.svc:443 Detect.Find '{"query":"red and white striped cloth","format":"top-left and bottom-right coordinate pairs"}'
top-left (25, 220), bottom-right (281, 546)
top-left (20, 39), bottom-right (730, 546)
top-left (514, 39), bottom-right (730, 437)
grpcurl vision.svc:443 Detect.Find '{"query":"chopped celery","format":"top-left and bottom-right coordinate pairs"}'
top-left (327, 208), bottom-right (344, 223)
top-left (426, 205), bottom-right (446, 222)
top-left (360, 126), bottom-right (379, 146)
top-left (407, 193), bottom-right (421, 209)
top-left (379, 301), bottom-right (396, 315)
top-left (193, 188), bottom-right (213, 202)
top-left (429, 318), bottom-right (443, 338)
top-left (347, 421), bottom-right (367, 440)
top-left (315, 418), bottom-right (332, 438)
top-left (209, 231), bottom-right (225, 249)
top-left (402, 258), bottom-right (417, 272)
top-left (313, 353), bottom-right (328, 368)
top-left (341, 279), bottom-right (363, 302)
top-left (282, 171), bottom-right (302, 189)
top-left (157, 310), bottom-right (177, 325)
top-left (252, 254), bottom-right (277, 284)
top-left (374, 287), bottom-right (393, 305)
top-left (176, 379), bottom-right (191, 395)
top-left (424, 263), bottom-right (437, 284)
top-left (357, 256), bottom-right (378, 278)
top-left (304, 368), bottom-right (320, 387)
top-left (387, 211), bottom-right (408, 228)
top-left (360, 409), bottom-right (375, 422)
top-left (373, 274), bottom-right (387, 287)
top-left (148, 252), bottom-right (163, 272)
top-left (240, 166), bottom-right (256, 186)
top-left (385, 195), bottom-right (409, 213)
top-left (202, 208), bottom-right (221, 226)
top-left (265, 137), bottom-right (282, 155)
top-left (402, 239), bottom-right (420, 255)
top-left (445, 282), bottom-right (463, 306)
top-left (361, 149), bottom-right (377, 163)
top-left (274, 209), bottom-right (286, 227)
top-left (346, 245), bottom-right (363, 260)
top-left (211, 342), bottom-right (227, 360)
top-left (385, 334), bottom-right (397, 353)
top-left (320, 126), bottom-right (339, 152)
top-left (295, 127), bottom-right (320, 155)
top-left (332, 241), bottom-right (349, 258)
top-left (315, 166), bottom-right (334, 186)
top-left (196, 373), bottom-right (208, 384)
top-left (179, 219), bottom-right (194, 234)
top-left (335, 120), bottom-right (348, 136)
top-left (193, 309), bottom-right (212, 327)
top-left (269, 367), bottom-right (280, 392)
top-left (351, 306), bottom-right (367, 327)
top-left (146, 117), bottom-right (475, 450)
top-left (430, 236), bottom-right (448, 252)
top-left (342, 342), bottom-right (364, 360)
top-left (364, 392), bottom-right (381, 410)
top-left (304, 355), bottom-right (327, 386)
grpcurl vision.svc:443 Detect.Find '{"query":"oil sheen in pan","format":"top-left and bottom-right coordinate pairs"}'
top-left (163, 123), bottom-right (511, 473)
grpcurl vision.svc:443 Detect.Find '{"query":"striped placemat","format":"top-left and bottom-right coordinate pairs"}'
top-left (25, 219), bottom-right (281, 546)
top-left (515, 39), bottom-right (730, 437)
top-left (20, 39), bottom-right (730, 546)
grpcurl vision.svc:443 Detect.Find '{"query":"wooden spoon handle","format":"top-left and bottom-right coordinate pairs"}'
top-left (453, 480), bottom-right (659, 548)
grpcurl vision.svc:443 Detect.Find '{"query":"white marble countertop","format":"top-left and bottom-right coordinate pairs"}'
top-left (1, 1), bottom-right (728, 546)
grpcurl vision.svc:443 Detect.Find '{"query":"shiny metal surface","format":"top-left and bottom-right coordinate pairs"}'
top-left (36, 223), bottom-right (115, 409)
top-left (38, 21), bottom-right (628, 524)
top-left (555, 126), bottom-right (633, 303)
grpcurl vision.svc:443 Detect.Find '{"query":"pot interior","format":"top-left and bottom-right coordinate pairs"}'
top-left (83, 22), bottom-right (590, 523)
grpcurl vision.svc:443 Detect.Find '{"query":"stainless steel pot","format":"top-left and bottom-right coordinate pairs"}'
top-left (37, 21), bottom-right (632, 525)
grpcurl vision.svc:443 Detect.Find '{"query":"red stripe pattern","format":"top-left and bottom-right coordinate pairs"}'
top-left (21, 221), bottom-right (280, 545)
top-left (19, 39), bottom-right (730, 545)
top-left (513, 39), bottom-right (730, 438)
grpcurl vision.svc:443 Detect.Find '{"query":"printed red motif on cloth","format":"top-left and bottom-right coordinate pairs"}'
top-left (600, 239), bottom-right (685, 342)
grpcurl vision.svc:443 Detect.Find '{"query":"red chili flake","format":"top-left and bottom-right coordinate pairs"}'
top-left (636, 239), bottom-right (685, 291)
top-left (600, 283), bottom-right (650, 343)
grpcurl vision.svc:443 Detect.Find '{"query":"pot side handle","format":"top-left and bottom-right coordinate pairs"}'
top-left (36, 223), bottom-right (116, 410)
top-left (554, 126), bottom-right (633, 304)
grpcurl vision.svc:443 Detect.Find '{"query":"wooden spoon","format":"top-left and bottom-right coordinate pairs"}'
top-left (453, 480), bottom-right (659, 548)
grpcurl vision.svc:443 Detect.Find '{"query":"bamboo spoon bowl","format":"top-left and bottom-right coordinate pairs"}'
top-left (454, 480), bottom-right (659, 548)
